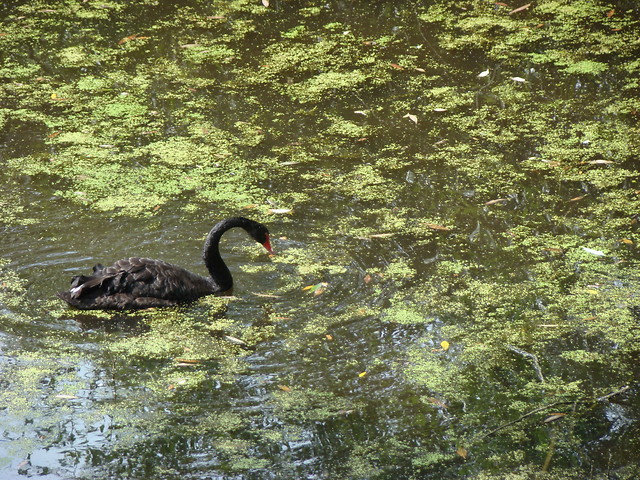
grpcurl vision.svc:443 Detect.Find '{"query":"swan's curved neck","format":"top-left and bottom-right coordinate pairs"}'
top-left (202, 217), bottom-right (255, 292)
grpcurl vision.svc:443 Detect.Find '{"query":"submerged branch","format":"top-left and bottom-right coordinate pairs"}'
top-left (477, 384), bottom-right (631, 441)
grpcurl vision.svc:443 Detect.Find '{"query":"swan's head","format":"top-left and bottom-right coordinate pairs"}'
top-left (248, 222), bottom-right (274, 254)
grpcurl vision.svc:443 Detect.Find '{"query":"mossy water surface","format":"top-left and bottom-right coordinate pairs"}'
top-left (1, 1), bottom-right (639, 478)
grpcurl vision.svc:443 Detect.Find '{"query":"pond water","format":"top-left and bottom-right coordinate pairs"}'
top-left (1, 1), bottom-right (639, 479)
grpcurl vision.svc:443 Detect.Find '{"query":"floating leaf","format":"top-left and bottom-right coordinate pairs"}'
top-left (269, 208), bottom-right (292, 214)
top-left (303, 282), bottom-right (328, 296)
top-left (588, 159), bottom-right (614, 165)
top-left (510, 76), bottom-right (527, 83)
top-left (568, 195), bottom-right (586, 202)
top-left (582, 247), bottom-right (605, 257)
top-left (403, 113), bottom-right (418, 124)
top-left (358, 371), bottom-right (367, 378)
top-left (456, 446), bottom-right (468, 459)
top-left (620, 238), bottom-right (634, 245)
top-left (363, 274), bottom-right (372, 284)
top-left (509, 3), bottom-right (531, 14)
top-left (354, 110), bottom-right (367, 115)
top-left (325, 334), bottom-right (333, 341)
top-left (278, 384), bottom-right (292, 392)
top-left (544, 413), bottom-right (567, 423)
top-left (369, 233), bottom-right (395, 238)
top-left (174, 358), bottom-right (201, 364)
top-left (441, 341), bottom-right (450, 351)
top-left (118, 33), bottom-right (141, 45)
top-left (433, 108), bottom-right (447, 112)
top-left (223, 335), bottom-right (247, 346)
top-left (262, 0), bottom-right (269, 6)
top-left (424, 223), bottom-right (450, 231)
top-left (415, 67), bottom-right (426, 73)
top-left (251, 292), bottom-right (281, 298)
top-left (485, 198), bottom-right (507, 206)
top-left (478, 69), bottom-right (490, 78)
top-left (54, 394), bottom-right (79, 400)
top-left (390, 63), bottom-right (404, 70)
top-left (426, 397), bottom-right (448, 409)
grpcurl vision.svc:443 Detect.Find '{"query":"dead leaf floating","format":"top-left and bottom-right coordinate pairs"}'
top-left (509, 3), bottom-right (532, 14)
top-left (426, 397), bottom-right (448, 409)
top-left (262, 0), bottom-right (270, 7)
top-left (510, 76), bottom-right (527, 83)
top-left (582, 247), bottom-right (606, 257)
top-left (223, 335), bottom-right (247, 346)
top-left (403, 113), bottom-right (418, 125)
top-left (544, 413), bottom-right (567, 423)
top-left (484, 198), bottom-right (508, 206)
top-left (118, 33), bottom-right (149, 45)
top-left (424, 223), bottom-right (450, 231)
top-left (456, 446), bottom-right (468, 459)
top-left (478, 69), bottom-right (490, 78)
top-left (302, 282), bottom-right (328, 296)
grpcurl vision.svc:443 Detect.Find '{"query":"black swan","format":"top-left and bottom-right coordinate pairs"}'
top-left (57, 217), bottom-right (273, 310)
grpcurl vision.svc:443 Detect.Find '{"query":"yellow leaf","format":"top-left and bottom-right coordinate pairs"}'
top-left (303, 282), bottom-right (328, 295)
top-left (441, 341), bottom-right (450, 351)
top-left (424, 223), bottom-right (450, 231)
top-left (174, 358), bottom-right (201, 364)
top-left (325, 334), bottom-right (333, 341)
top-left (278, 384), bottom-right (291, 392)
top-left (544, 413), bottom-right (567, 423)
top-left (358, 371), bottom-right (367, 378)
top-left (456, 446), bottom-right (468, 459)
top-left (50, 93), bottom-right (58, 99)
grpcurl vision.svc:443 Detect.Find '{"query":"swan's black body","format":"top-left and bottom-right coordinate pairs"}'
top-left (57, 217), bottom-right (273, 310)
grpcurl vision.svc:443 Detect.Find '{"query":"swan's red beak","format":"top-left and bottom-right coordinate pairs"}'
top-left (262, 236), bottom-right (274, 254)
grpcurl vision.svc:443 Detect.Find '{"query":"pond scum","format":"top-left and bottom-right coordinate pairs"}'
top-left (1, 1), bottom-right (639, 478)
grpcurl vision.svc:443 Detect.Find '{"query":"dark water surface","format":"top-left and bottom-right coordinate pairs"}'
top-left (2, 1), bottom-right (640, 479)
